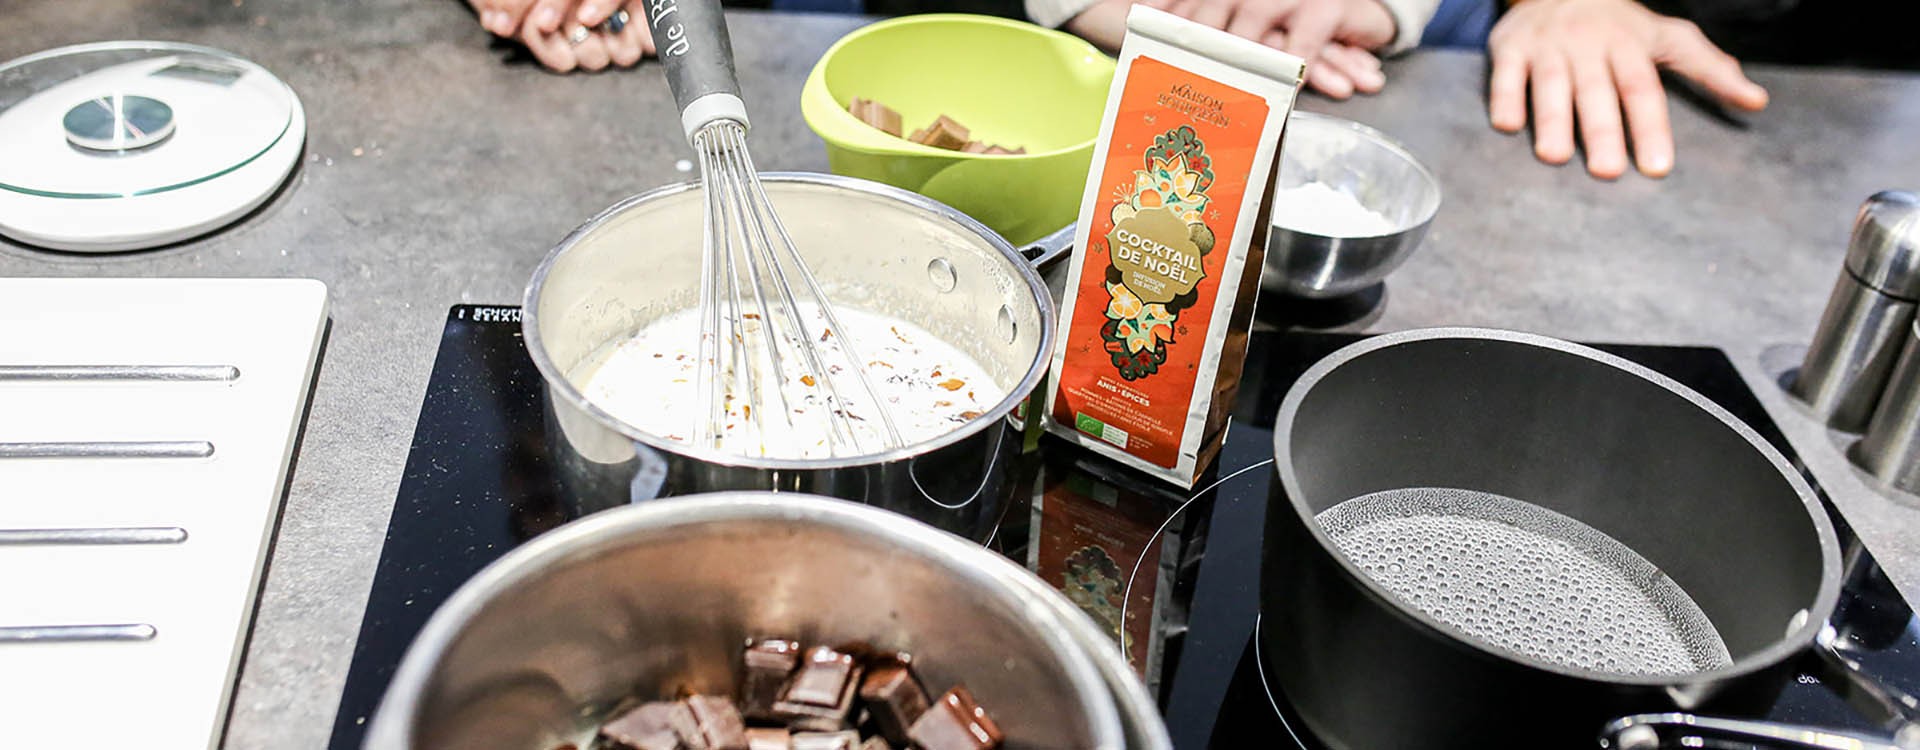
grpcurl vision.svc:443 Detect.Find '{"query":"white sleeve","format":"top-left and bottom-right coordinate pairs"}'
top-left (1027, 0), bottom-right (1102, 30)
top-left (1378, 0), bottom-right (1442, 54)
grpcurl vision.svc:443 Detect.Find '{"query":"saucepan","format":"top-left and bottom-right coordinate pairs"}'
top-left (1261, 327), bottom-right (1920, 749)
top-left (523, 174), bottom-right (1075, 540)
top-left (366, 493), bottom-right (1169, 749)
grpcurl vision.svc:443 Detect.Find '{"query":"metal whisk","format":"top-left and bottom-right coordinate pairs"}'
top-left (643, 0), bottom-right (901, 456)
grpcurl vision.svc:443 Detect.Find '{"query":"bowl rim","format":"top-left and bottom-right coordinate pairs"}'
top-left (1275, 111), bottom-right (1443, 236)
top-left (801, 13), bottom-right (1115, 161)
top-left (364, 493), bottom-right (1128, 750)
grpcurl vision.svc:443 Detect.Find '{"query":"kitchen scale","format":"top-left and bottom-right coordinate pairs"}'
top-left (0, 42), bottom-right (305, 252)
top-left (327, 306), bottom-right (1920, 748)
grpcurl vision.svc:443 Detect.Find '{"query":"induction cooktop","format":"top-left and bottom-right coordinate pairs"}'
top-left (325, 305), bottom-right (1920, 749)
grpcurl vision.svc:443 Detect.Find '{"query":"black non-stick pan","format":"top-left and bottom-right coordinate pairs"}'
top-left (1261, 328), bottom-right (1920, 749)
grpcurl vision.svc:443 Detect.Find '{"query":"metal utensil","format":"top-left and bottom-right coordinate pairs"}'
top-left (1792, 190), bottom-right (1920, 431)
top-left (364, 493), bottom-right (1132, 750)
top-left (641, 0), bottom-right (899, 457)
top-left (1263, 112), bottom-right (1439, 299)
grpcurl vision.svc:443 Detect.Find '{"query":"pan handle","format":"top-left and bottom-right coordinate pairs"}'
top-left (1598, 713), bottom-right (1908, 750)
top-left (1597, 625), bottom-right (1920, 750)
top-left (1019, 224), bottom-right (1077, 273)
top-left (1812, 624), bottom-right (1920, 736)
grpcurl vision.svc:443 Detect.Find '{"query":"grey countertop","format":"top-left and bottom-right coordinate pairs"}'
top-left (5, 1), bottom-right (1920, 746)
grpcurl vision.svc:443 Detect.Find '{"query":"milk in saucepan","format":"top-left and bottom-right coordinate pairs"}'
top-left (576, 305), bottom-right (1004, 460)
top-left (1317, 487), bottom-right (1732, 676)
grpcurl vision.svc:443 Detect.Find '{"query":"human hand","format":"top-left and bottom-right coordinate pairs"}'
top-left (473, 0), bottom-right (654, 73)
top-left (1175, 0), bottom-right (1395, 68)
top-left (1170, 0), bottom-right (1393, 97)
top-left (1487, 0), bottom-right (1769, 179)
top-left (471, 0), bottom-right (536, 37)
top-left (1063, 0), bottom-right (1395, 98)
top-left (1280, 38), bottom-right (1386, 99)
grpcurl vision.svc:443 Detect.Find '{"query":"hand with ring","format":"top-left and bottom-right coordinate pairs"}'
top-left (1063, 0), bottom-right (1396, 99)
top-left (468, 0), bottom-right (656, 73)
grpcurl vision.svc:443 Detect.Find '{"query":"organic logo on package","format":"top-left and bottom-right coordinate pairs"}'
top-left (1099, 126), bottom-right (1218, 381)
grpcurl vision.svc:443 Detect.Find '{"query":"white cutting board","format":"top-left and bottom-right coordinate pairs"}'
top-left (0, 278), bottom-right (327, 749)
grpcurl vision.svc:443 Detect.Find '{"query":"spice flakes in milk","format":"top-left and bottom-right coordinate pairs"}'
top-left (1044, 6), bottom-right (1304, 488)
top-left (578, 305), bottom-right (1004, 460)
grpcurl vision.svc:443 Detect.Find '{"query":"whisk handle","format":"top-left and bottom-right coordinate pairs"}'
top-left (641, 0), bottom-right (749, 142)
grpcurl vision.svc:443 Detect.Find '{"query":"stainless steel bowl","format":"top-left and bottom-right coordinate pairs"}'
top-left (1264, 112), bottom-right (1440, 298)
top-left (366, 493), bottom-right (1143, 750)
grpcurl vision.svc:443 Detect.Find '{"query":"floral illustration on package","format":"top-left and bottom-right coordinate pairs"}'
top-left (1099, 125), bottom-right (1218, 380)
top-left (1062, 544), bottom-right (1133, 656)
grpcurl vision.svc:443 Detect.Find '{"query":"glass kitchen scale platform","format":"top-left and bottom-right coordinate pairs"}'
top-left (0, 42), bottom-right (304, 252)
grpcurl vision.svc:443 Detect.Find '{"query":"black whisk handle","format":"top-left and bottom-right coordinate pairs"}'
top-left (641, 0), bottom-right (748, 142)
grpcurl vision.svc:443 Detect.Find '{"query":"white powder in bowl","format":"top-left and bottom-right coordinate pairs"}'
top-left (1272, 182), bottom-right (1397, 238)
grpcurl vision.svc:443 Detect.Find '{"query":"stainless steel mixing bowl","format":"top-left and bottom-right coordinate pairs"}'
top-left (1264, 112), bottom-right (1440, 298)
top-left (365, 493), bottom-right (1139, 750)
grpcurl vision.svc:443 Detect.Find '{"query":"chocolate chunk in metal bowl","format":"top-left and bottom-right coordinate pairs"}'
top-left (363, 493), bottom-right (1148, 750)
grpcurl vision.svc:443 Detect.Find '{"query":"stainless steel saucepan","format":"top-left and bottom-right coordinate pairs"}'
top-left (524, 174), bottom-right (1062, 539)
top-left (366, 493), bottom-right (1164, 749)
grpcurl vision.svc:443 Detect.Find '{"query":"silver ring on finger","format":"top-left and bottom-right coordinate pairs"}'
top-left (566, 24), bottom-right (591, 45)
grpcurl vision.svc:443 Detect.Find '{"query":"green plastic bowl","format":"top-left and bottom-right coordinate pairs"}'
top-left (801, 14), bottom-right (1116, 246)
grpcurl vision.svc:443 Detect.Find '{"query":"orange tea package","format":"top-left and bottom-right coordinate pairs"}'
top-left (1044, 6), bottom-right (1304, 488)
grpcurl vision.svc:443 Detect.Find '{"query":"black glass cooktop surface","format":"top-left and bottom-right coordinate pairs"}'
top-left (326, 305), bottom-right (1920, 749)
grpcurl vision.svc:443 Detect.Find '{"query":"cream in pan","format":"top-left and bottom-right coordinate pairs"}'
top-left (577, 305), bottom-right (1004, 459)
